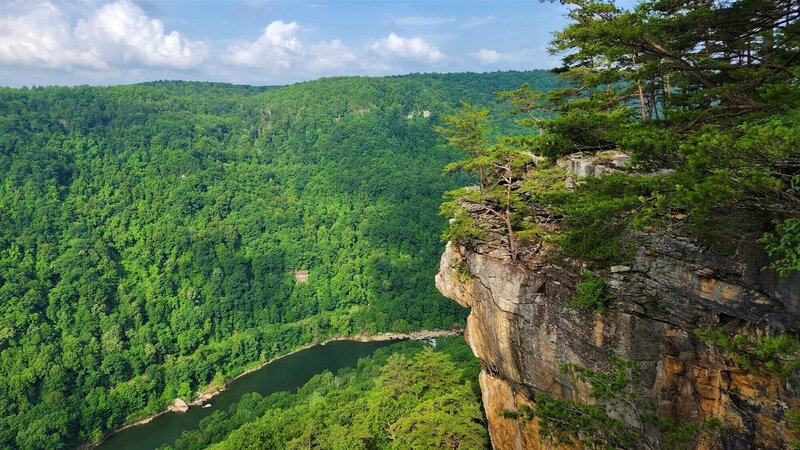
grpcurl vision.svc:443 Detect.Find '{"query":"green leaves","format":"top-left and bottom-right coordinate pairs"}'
top-left (695, 327), bottom-right (800, 379)
top-left (434, 102), bottom-right (490, 165)
top-left (533, 393), bottom-right (637, 450)
top-left (536, 0), bottom-right (800, 275)
top-left (208, 339), bottom-right (488, 450)
top-left (760, 218), bottom-right (800, 277)
top-left (569, 268), bottom-right (615, 312)
top-left (439, 190), bottom-right (487, 246)
top-left (437, 102), bottom-right (541, 258)
top-left (789, 409), bottom-right (800, 450)
top-left (547, 173), bottom-right (665, 264)
top-left (561, 357), bottom-right (639, 399)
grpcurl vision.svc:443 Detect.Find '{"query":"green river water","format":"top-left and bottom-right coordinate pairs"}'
top-left (97, 339), bottom-right (397, 450)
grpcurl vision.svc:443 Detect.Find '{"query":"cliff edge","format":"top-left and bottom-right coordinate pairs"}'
top-left (436, 216), bottom-right (799, 449)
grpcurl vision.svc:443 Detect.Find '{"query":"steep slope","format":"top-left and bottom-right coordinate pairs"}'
top-left (0, 71), bottom-right (557, 448)
top-left (435, 156), bottom-right (800, 449)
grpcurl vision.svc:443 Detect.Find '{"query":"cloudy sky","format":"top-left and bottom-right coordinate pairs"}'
top-left (0, 0), bottom-right (576, 87)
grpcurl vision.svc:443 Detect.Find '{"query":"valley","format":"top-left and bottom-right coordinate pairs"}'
top-left (0, 72), bottom-right (556, 449)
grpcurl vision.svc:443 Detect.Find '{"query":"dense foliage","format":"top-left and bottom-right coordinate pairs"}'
top-left (436, 1), bottom-right (799, 445)
top-left (161, 337), bottom-right (485, 450)
top-left (0, 71), bottom-right (559, 448)
top-left (695, 327), bottom-right (800, 379)
top-left (550, 0), bottom-right (800, 264)
top-left (440, 0), bottom-right (800, 270)
top-left (569, 268), bottom-right (615, 312)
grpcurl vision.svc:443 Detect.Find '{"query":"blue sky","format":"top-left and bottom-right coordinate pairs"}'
top-left (0, 0), bottom-right (576, 87)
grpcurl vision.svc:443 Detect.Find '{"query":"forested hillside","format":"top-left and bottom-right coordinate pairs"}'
top-left (0, 71), bottom-right (558, 448)
top-left (167, 337), bottom-right (486, 450)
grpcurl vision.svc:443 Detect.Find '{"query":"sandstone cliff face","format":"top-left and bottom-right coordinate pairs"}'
top-left (436, 231), bottom-right (799, 449)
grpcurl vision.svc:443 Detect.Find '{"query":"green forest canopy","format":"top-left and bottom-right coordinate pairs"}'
top-left (0, 71), bottom-right (558, 448)
top-left (165, 337), bottom-right (486, 450)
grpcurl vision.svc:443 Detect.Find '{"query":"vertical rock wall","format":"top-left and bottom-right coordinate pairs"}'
top-left (436, 233), bottom-right (799, 450)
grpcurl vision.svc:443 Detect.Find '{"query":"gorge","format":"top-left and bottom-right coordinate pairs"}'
top-left (97, 339), bottom-right (397, 450)
top-left (0, 73), bottom-right (553, 449)
top-left (1, 0), bottom-right (799, 448)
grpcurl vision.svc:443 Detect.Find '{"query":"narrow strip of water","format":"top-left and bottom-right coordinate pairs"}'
top-left (97, 339), bottom-right (397, 450)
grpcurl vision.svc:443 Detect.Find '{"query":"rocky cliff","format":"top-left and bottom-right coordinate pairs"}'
top-left (436, 171), bottom-right (800, 449)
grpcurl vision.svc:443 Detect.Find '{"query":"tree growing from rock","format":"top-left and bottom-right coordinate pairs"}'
top-left (437, 104), bottom-right (537, 259)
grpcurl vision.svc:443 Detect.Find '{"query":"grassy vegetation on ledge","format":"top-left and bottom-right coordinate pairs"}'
top-left (694, 327), bottom-right (800, 379)
top-left (569, 269), bottom-right (615, 312)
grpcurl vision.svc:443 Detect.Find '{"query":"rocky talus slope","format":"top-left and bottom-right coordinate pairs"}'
top-left (435, 154), bottom-right (800, 450)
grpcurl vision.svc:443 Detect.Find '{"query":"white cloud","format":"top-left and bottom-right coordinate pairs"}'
top-left (383, 16), bottom-right (455, 26)
top-left (76, 0), bottom-right (208, 69)
top-left (307, 39), bottom-right (359, 71)
top-left (460, 15), bottom-right (497, 29)
top-left (370, 33), bottom-right (444, 63)
top-left (223, 20), bottom-right (360, 74)
top-left (223, 20), bottom-right (302, 69)
top-left (0, 3), bottom-right (557, 86)
top-left (0, 1), bottom-right (105, 69)
top-left (0, 0), bottom-right (207, 70)
top-left (472, 48), bottom-right (525, 65)
top-left (474, 49), bottom-right (500, 64)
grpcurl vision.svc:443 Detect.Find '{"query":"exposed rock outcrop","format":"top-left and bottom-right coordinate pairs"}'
top-left (168, 398), bottom-right (189, 413)
top-left (436, 230), bottom-right (799, 449)
top-left (557, 150), bottom-right (630, 179)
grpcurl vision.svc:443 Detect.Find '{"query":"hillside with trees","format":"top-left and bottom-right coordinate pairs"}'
top-left (165, 337), bottom-right (486, 450)
top-left (0, 71), bottom-right (558, 448)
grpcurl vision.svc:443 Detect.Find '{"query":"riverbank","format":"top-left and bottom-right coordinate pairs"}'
top-left (89, 329), bottom-right (463, 448)
top-left (189, 329), bottom-right (463, 406)
top-left (187, 329), bottom-right (462, 406)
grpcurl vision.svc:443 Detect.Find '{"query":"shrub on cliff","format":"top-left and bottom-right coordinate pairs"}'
top-left (500, 358), bottom-right (723, 449)
top-left (569, 269), bottom-right (615, 312)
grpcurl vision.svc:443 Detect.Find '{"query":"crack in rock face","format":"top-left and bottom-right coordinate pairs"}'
top-left (436, 234), bottom-right (799, 450)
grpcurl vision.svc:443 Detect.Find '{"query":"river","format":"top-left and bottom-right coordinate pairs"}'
top-left (97, 339), bottom-right (398, 450)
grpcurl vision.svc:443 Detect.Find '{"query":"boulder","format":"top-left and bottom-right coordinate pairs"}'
top-left (168, 398), bottom-right (189, 413)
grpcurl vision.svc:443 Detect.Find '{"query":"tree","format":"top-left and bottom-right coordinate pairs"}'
top-left (438, 102), bottom-right (544, 259)
top-left (514, 0), bottom-right (800, 265)
top-left (495, 83), bottom-right (548, 135)
top-left (435, 102), bottom-right (491, 192)
top-left (388, 388), bottom-right (488, 450)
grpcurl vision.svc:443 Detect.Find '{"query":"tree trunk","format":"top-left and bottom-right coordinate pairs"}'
top-left (504, 210), bottom-right (516, 260)
top-left (505, 181), bottom-right (516, 259)
top-left (633, 53), bottom-right (647, 121)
